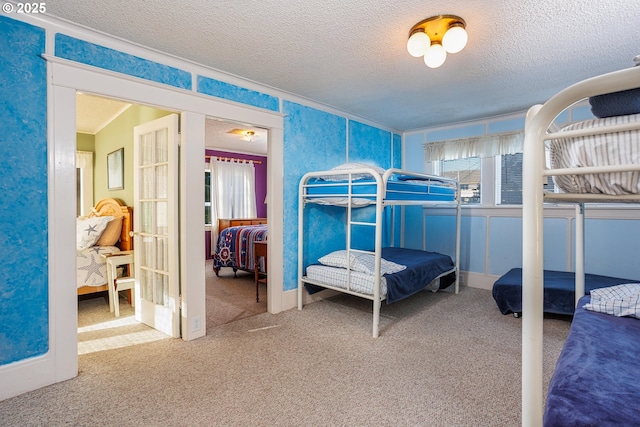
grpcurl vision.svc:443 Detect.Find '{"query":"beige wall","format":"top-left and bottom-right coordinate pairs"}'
top-left (76, 133), bottom-right (95, 152)
top-left (94, 104), bottom-right (173, 206)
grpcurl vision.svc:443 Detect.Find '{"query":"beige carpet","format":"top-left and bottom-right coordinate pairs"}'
top-left (205, 259), bottom-right (267, 328)
top-left (75, 260), bottom-right (266, 354)
top-left (0, 285), bottom-right (570, 426)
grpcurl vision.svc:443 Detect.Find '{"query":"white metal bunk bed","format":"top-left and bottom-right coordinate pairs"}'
top-left (298, 166), bottom-right (461, 338)
top-left (522, 64), bottom-right (640, 426)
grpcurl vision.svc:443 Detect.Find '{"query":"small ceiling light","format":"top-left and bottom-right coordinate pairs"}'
top-left (406, 15), bottom-right (467, 69)
top-left (227, 128), bottom-right (256, 142)
top-left (442, 23), bottom-right (468, 53)
top-left (407, 30), bottom-right (430, 57)
top-left (424, 43), bottom-right (447, 68)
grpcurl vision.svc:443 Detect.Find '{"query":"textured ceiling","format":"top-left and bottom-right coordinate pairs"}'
top-left (51, 1), bottom-right (640, 131)
top-left (76, 94), bottom-right (131, 134)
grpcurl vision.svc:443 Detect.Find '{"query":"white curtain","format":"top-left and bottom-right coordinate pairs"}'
top-left (76, 151), bottom-right (94, 217)
top-left (209, 158), bottom-right (257, 254)
top-left (424, 130), bottom-right (524, 161)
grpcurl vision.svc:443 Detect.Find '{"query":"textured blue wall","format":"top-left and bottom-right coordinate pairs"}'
top-left (0, 17), bottom-right (49, 364)
top-left (197, 76), bottom-right (279, 111)
top-left (282, 101), bottom-right (347, 291)
top-left (55, 34), bottom-right (192, 90)
top-left (348, 120), bottom-right (391, 166)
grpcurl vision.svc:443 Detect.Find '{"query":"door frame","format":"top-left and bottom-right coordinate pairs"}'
top-left (44, 58), bottom-right (284, 385)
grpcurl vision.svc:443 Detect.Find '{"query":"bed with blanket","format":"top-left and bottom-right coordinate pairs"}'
top-left (76, 198), bottom-right (133, 296)
top-left (212, 223), bottom-right (268, 276)
top-left (544, 290), bottom-right (640, 426)
top-left (491, 268), bottom-right (638, 316)
top-left (298, 164), bottom-right (461, 337)
top-left (521, 58), bottom-right (640, 422)
top-left (305, 247), bottom-right (456, 303)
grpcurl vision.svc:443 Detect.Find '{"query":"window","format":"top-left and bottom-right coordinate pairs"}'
top-left (434, 157), bottom-right (481, 204)
top-left (205, 170), bottom-right (211, 226)
top-left (496, 153), bottom-right (556, 205)
top-left (424, 129), bottom-right (524, 206)
top-left (498, 153), bottom-right (522, 205)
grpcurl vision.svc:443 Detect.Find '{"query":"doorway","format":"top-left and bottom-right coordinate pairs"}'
top-left (75, 94), bottom-right (179, 351)
top-left (75, 97), bottom-right (270, 340)
top-left (205, 118), bottom-right (269, 328)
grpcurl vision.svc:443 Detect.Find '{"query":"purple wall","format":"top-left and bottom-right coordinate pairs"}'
top-left (205, 149), bottom-right (268, 259)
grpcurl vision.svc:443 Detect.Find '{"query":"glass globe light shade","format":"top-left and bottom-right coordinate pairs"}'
top-left (407, 31), bottom-right (430, 57)
top-left (442, 25), bottom-right (468, 54)
top-left (424, 43), bottom-right (447, 68)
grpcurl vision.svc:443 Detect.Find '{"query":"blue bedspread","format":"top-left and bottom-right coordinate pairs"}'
top-left (305, 247), bottom-right (455, 304)
top-left (544, 295), bottom-right (640, 426)
top-left (381, 247), bottom-right (455, 304)
top-left (212, 225), bottom-right (267, 273)
top-left (491, 268), bottom-right (637, 315)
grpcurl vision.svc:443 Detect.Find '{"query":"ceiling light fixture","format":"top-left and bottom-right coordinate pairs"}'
top-left (227, 128), bottom-right (256, 142)
top-left (407, 15), bottom-right (467, 69)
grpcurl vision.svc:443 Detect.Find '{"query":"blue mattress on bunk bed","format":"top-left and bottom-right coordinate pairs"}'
top-left (492, 268), bottom-right (637, 316)
top-left (544, 295), bottom-right (640, 426)
top-left (304, 177), bottom-right (456, 202)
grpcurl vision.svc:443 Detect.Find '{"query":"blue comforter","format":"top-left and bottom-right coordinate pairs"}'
top-left (544, 295), bottom-right (640, 426)
top-left (492, 268), bottom-right (637, 315)
top-left (381, 247), bottom-right (455, 304)
top-left (305, 247), bottom-right (455, 304)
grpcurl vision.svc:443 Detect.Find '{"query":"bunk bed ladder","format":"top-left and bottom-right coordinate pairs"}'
top-left (344, 171), bottom-right (385, 337)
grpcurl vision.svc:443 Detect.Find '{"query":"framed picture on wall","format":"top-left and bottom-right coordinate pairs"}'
top-left (107, 148), bottom-right (124, 190)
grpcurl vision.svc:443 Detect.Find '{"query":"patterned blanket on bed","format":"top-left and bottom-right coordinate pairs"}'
top-left (77, 246), bottom-right (120, 288)
top-left (213, 225), bottom-right (267, 272)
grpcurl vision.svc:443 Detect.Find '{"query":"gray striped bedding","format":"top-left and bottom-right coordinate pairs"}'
top-left (550, 112), bottom-right (640, 195)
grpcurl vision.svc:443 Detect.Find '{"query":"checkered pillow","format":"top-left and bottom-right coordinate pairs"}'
top-left (584, 283), bottom-right (640, 318)
top-left (318, 250), bottom-right (406, 275)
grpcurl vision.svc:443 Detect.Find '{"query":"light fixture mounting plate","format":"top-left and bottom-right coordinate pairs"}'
top-left (409, 14), bottom-right (466, 42)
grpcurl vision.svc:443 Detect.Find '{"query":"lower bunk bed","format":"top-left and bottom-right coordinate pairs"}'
top-left (492, 268), bottom-right (637, 316)
top-left (544, 293), bottom-right (640, 426)
top-left (304, 247), bottom-right (456, 303)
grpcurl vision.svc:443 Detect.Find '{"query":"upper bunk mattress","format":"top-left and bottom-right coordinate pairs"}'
top-left (304, 177), bottom-right (456, 203)
top-left (550, 112), bottom-right (640, 195)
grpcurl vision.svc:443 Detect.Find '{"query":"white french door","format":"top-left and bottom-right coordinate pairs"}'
top-left (133, 114), bottom-right (180, 337)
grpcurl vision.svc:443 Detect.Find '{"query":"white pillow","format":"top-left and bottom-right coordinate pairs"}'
top-left (318, 250), bottom-right (406, 275)
top-left (318, 163), bottom-right (386, 181)
top-left (584, 283), bottom-right (640, 318)
top-left (76, 216), bottom-right (113, 250)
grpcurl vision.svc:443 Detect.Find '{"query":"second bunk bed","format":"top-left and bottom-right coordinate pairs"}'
top-left (522, 61), bottom-right (640, 425)
top-left (298, 164), bottom-right (461, 337)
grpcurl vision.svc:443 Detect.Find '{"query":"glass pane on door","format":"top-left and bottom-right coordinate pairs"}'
top-left (138, 128), bottom-right (170, 309)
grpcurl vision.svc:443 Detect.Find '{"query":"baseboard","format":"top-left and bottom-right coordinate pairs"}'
top-left (0, 352), bottom-right (73, 402)
top-left (462, 271), bottom-right (499, 291)
top-left (281, 287), bottom-right (341, 311)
